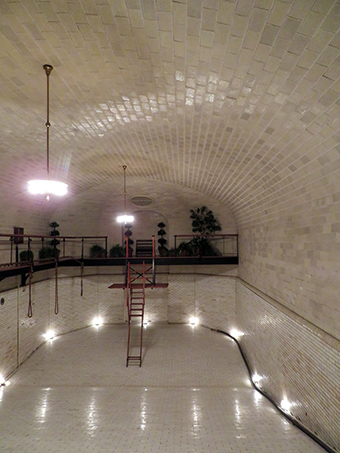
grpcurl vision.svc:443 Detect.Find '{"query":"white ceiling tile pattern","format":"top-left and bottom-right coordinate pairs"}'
top-left (1, 0), bottom-right (340, 225)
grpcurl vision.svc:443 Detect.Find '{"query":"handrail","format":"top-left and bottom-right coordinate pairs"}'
top-left (0, 233), bottom-right (108, 239)
top-left (0, 233), bottom-right (108, 264)
top-left (174, 233), bottom-right (238, 257)
top-left (174, 234), bottom-right (238, 237)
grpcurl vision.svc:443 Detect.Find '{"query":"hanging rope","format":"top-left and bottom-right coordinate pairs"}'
top-left (67, 256), bottom-right (85, 297)
top-left (27, 262), bottom-right (34, 318)
top-left (54, 258), bottom-right (58, 315)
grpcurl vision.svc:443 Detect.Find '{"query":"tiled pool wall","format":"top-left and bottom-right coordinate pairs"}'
top-left (236, 280), bottom-right (340, 452)
top-left (0, 273), bottom-right (339, 451)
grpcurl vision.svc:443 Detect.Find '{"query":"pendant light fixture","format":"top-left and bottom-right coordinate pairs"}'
top-left (117, 165), bottom-right (134, 224)
top-left (28, 64), bottom-right (68, 200)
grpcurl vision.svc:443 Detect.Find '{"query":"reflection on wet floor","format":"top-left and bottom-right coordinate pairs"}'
top-left (0, 323), bottom-right (325, 452)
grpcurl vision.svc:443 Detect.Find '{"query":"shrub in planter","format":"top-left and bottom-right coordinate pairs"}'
top-left (109, 244), bottom-right (124, 257)
top-left (189, 206), bottom-right (222, 256)
top-left (89, 244), bottom-right (106, 258)
top-left (39, 221), bottom-right (61, 259)
top-left (176, 241), bottom-right (196, 256)
top-left (157, 222), bottom-right (168, 256)
top-left (19, 250), bottom-right (34, 262)
top-left (49, 221), bottom-right (60, 248)
top-left (39, 246), bottom-right (57, 259)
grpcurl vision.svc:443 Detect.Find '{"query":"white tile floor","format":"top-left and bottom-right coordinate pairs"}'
top-left (0, 323), bottom-right (326, 453)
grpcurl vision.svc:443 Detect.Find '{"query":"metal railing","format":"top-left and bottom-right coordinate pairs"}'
top-left (173, 234), bottom-right (238, 257)
top-left (0, 233), bottom-right (108, 265)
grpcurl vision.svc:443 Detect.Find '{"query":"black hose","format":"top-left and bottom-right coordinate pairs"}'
top-left (212, 328), bottom-right (336, 453)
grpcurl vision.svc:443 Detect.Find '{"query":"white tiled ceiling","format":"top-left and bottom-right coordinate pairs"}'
top-left (1, 0), bottom-right (340, 225)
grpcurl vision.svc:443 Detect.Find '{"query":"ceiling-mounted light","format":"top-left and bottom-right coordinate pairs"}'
top-left (117, 165), bottom-right (134, 224)
top-left (28, 64), bottom-right (68, 200)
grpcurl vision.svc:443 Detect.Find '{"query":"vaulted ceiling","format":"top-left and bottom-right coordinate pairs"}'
top-left (1, 0), bottom-right (340, 227)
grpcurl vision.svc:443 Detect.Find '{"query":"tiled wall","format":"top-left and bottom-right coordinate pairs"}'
top-left (0, 269), bottom-right (236, 379)
top-left (236, 279), bottom-right (340, 452)
top-left (238, 215), bottom-right (340, 341)
top-left (53, 178), bottom-right (237, 252)
top-left (0, 271), bottom-right (339, 450)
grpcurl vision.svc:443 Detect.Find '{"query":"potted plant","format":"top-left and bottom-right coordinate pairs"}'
top-left (89, 244), bottom-right (106, 258)
top-left (176, 241), bottom-right (196, 256)
top-left (189, 206), bottom-right (222, 256)
top-left (109, 244), bottom-right (124, 257)
top-left (39, 246), bottom-right (56, 259)
top-left (124, 224), bottom-right (134, 257)
top-left (38, 221), bottom-right (61, 259)
top-left (49, 221), bottom-right (60, 248)
top-left (157, 222), bottom-right (168, 256)
top-left (19, 250), bottom-right (34, 262)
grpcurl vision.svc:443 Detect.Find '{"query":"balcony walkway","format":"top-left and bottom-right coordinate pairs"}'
top-left (0, 323), bottom-right (325, 452)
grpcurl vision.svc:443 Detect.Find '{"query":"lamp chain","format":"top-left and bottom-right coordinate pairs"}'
top-left (43, 64), bottom-right (53, 178)
top-left (123, 165), bottom-right (127, 215)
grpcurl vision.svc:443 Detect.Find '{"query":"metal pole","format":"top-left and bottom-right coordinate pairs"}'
top-left (10, 236), bottom-right (13, 264)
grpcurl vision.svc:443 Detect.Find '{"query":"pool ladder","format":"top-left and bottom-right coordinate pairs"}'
top-left (126, 261), bottom-right (146, 367)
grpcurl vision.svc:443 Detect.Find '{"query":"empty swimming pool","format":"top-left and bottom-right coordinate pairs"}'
top-left (0, 323), bottom-right (326, 452)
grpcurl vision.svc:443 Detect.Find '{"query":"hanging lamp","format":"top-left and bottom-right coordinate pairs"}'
top-left (117, 165), bottom-right (134, 223)
top-left (28, 64), bottom-right (68, 200)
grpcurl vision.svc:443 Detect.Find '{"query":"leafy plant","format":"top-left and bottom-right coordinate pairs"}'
top-left (176, 241), bottom-right (197, 256)
top-left (89, 244), bottom-right (106, 258)
top-left (19, 250), bottom-right (34, 262)
top-left (39, 246), bottom-right (57, 259)
top-left (188, 206), bottom-right (222, 256)
top-left (189, 206), bottom-right (221, 236)
top-left (109, 244), bottom-right (124, 257)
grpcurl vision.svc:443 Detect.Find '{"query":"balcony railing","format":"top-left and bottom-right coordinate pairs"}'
top-left (0, 232), bottom-right (238, 282)
top-left (0, 233), bottom-right (108, 265)
top-left (173, 234), bottom-right (238, 257)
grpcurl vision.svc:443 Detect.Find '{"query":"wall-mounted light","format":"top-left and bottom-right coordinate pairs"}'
top-left (252, 373), bottom-right (263, 385)
top-left (280, 397), bottom-right (292, 412)
top-left (230, 329), bottom-right (244, 340)
top-left (43, 329), bottom-right (55, 341)
top-left (92, 316), bottom-right (103, 327)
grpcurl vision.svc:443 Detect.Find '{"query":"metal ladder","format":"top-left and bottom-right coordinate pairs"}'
top-left (126, 261), bottom-right (146, 367)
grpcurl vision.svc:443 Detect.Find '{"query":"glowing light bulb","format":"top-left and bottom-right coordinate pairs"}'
top-left (117, 214), bottom-right (134, 223)
top-left (28, 180), bottom-right (68, 196)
